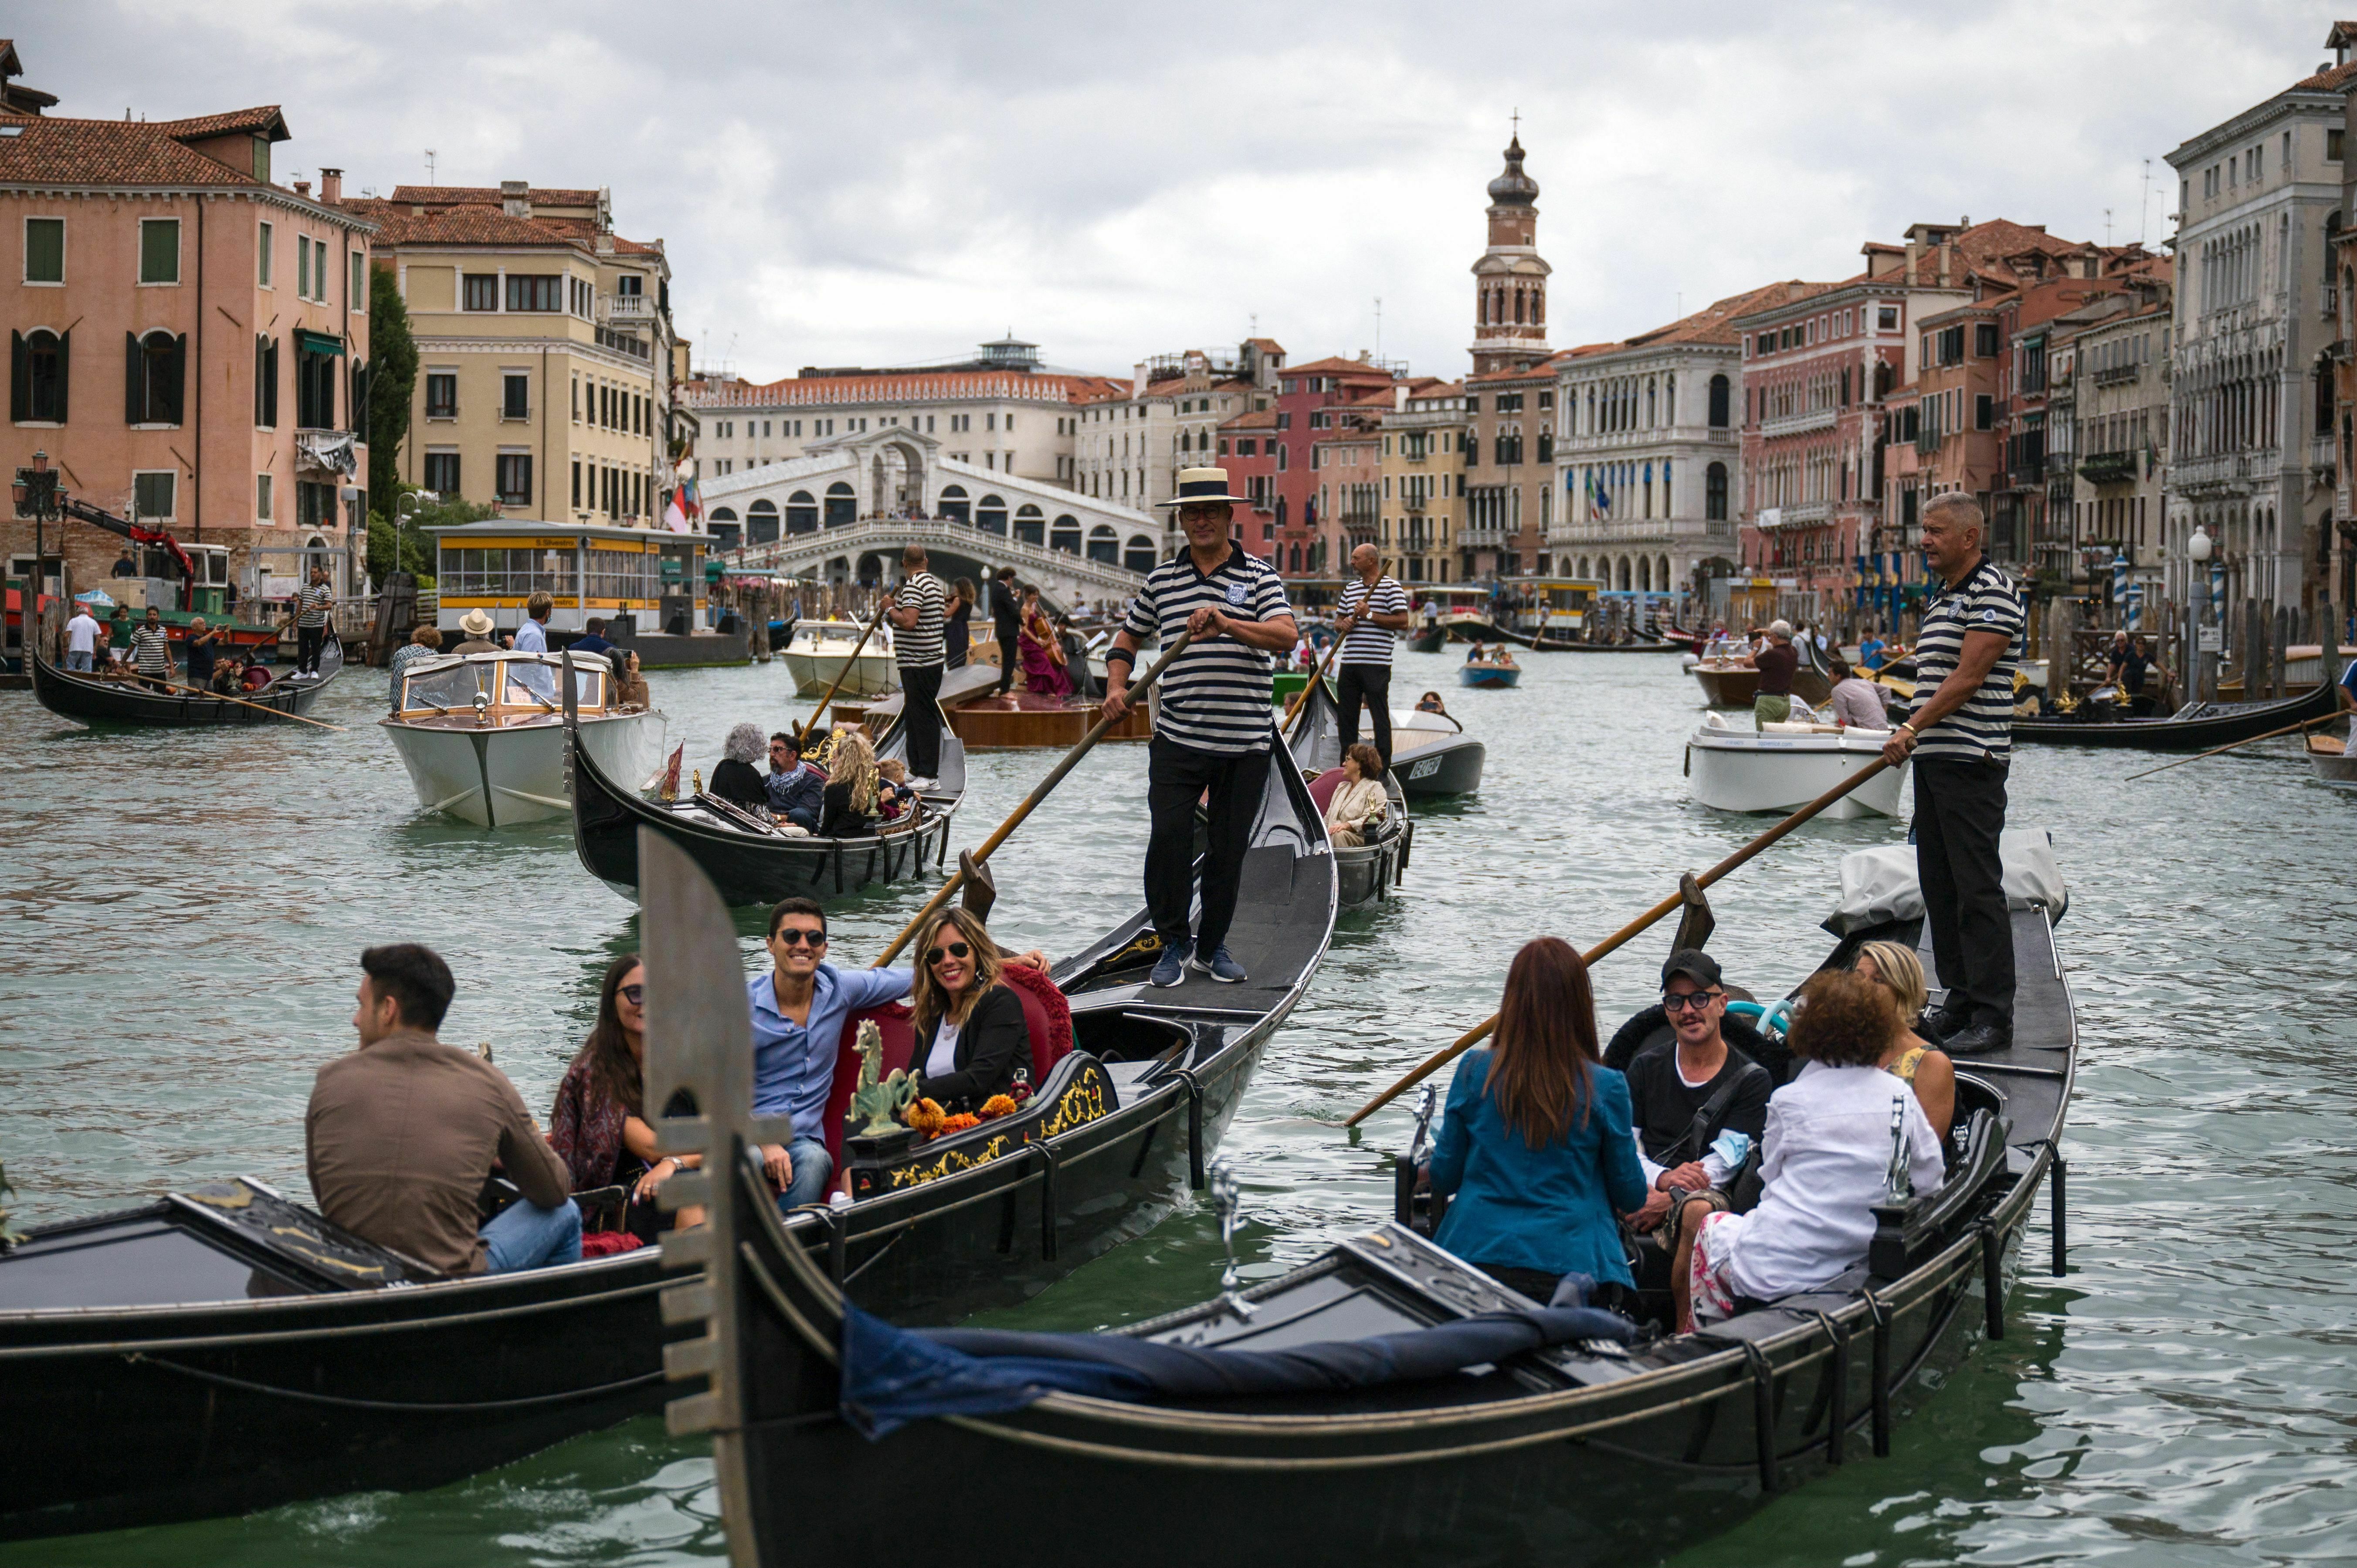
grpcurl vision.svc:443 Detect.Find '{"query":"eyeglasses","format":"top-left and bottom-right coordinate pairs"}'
top-left (772, 928), bottom-right (826, 947)
top-left (1662, 989), bottom-right (1721, 1012)
top-left (618, 983), bottom-right (644, 1005)
top-left (926, 941), bottom-right (972, 964)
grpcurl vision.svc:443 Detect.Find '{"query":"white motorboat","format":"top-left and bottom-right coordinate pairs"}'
top-left (382, 650), bottom-right (666, 827)
top-left (1686, 711), bottom-right (1906, 819)
top-left (780, 619), bottom-right (896, 698)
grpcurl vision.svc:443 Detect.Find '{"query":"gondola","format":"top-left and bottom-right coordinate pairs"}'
top-left (564, 674), bottom-right (964, 904)
top-left (0, 738), bottom-right (1338, 1544)
top-left (1409, 624), bottom-right (1447, 653)
top-left (2014, 677), bottom-right (2342, 750)
top-left (28, 603), bottom-right (339, 726)
top-left (662, 843), bottom-right (2077, 1568)
top-left (1531, 636), bottom-right (1682, 654)
top-left (1289, 675), bottom-right (1410, 908)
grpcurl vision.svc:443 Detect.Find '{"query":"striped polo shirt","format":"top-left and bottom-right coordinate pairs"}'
top-left (129, 624), bottom-right (172, 675)
top-left (1909, 555), bottom-right (2023, 762)
top-left (1123, 544), bottom-right (1293, 754)
top-left (1335, 574), bottom-right (1408, 667)
top-left (893, 572), bottom-right (946, 669)
top-left (295, 583), bottom-right (333, 628)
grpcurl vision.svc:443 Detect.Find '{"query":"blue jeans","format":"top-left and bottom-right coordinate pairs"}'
top-left (777, 1136), bottom-right (834, 1210)
top-left (481, 1197), bottom-right (583, 1273)
top-left (66, 650), bottom-right (94, 671)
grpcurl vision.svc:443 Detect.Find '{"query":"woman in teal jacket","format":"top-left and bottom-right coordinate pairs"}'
top-left (1430, 936), bottom-right (1649, 1303)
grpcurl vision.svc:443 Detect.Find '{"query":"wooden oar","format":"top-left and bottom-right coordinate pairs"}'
top-left (795, 603), bottom-right (889, 748)
top-left (870, 632), bottom-right (1195, 969)
top-left (2123, 707), bottom-right (2348, 782)
top-left (146, 675), bottom-right (346, 731)
top-left (1342, 754), bottom-right (1897, 1128)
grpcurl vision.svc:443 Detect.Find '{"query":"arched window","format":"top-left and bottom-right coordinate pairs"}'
top-left (1617, 557), bottom-right (1631, 592)
top-left (17, 328), bottom-right (67, 422)
top-left (1705, 461), bottom-right (1729, 522)
top-left (785, 490), bottom-right (818, 533)
top-left (1664, 375), bottom-right (1675, 425)
top-left (1087, 524), bottom-right (1119, 563)
top-left (132, 328), bottom-right (185, 425)
top-left (823, 481), bottom-right (855, 528)
top-left (977, 494), bottom-right (1009, 535)
top-left (1050, 513), bottom-right (1081, 554)
top-left (1576, 555), bottom-right (1590, 580)
top-left (1646, 380), bottom-right (1656, 427)
top-left (938, 483), bottom-right (970, 525)
top-left (1123, 533), bottom-right (1158, 572)
top-left (1708, 373), bottom-right (1730, 428)
top-left (1638, 557), bottom-right (1652, 593)
top-left (746, 498), bottom-right (779, 544)
top-left (1658, 555), bottom-right (1672, 594)
top-left (708, 505), bottom-right (740, 552)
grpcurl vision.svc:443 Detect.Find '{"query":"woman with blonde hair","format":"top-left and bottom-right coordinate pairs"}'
top-left (819, 728), bottom-right (881, 837)
top-left (1853, 940), bottom-right (1955, 1140)
top-left (906, 908), bottom-right (1050, 1114)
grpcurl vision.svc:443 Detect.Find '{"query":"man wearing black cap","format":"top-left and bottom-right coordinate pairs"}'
top-left (1620, 949), bottom-right (1774, 1331)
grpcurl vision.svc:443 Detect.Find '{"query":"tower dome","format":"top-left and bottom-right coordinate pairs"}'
top-left (1486, 135), bottom-right (1539, 207)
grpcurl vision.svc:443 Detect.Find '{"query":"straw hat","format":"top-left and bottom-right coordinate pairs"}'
top-left (459, 609), bottom-right (495, 637)
top-left (1156, 467), bottom-right (1250, 507)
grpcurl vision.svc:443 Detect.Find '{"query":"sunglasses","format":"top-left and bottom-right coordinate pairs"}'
top-left (618, 983), bottom-right (644, 1005)
top-left (926, 941), bottom-right (972, 965)
top-left (1662, 989), bottom-right (1722, 1013)
top-left (772, 928), bottom-right (826, 946)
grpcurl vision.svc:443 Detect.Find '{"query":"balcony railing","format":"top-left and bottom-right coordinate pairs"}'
top-left (1758, 407), bottom-right (1839, 440)
top-left (2091, 362), bottom-right (2141, 387)
top-left (2078, 450), bottom-right (2137, 485)
top-left (599, 293), bottom-right (657, 325)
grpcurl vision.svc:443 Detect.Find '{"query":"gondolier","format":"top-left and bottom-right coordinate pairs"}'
top-left (884, 545), bottom-right (947, 786)
top-left (1333, 543), bottom-right (1411, 768)
top-left (1102, 467), bottom-right (1299, 987)
top-left (1880, 495), bottom-right (2021, 1054)
top-left (291, 566), bottom-right (334, 679)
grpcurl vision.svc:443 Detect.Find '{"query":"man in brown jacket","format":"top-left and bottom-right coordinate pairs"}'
top-left (306, 944), bottom-right (579, 1277)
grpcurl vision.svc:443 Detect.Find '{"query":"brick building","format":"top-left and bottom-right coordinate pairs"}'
top-left (1269, 354), bottom-right (1397, 577)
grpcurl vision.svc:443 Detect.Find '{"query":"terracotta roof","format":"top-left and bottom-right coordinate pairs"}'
top-left (1610, 281), bottom-right (1832, 351)
top-left (387, 184), bottom-right (600, 208)
top-left (1283, 355), bottom-right (1398, 379)
top-left (350, 199), bottom-right (589, 252)
top-left (2292, 58), bottom-right (2357, 92)
top-left (151, 105), bottom-right (289, 142)
top-left (1221, 408), bottom-right (1280, 430)
top-left (0, 111), bottom-right (279, 189)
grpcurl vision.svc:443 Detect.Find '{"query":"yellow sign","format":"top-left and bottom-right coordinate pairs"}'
top-left (441, 536), bottom-right (581, 552)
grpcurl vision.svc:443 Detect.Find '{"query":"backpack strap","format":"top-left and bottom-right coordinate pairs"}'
top-left (1661, 1059), bottom-right (1769, 1169)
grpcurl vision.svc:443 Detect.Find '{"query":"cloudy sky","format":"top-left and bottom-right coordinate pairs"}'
top-left (20, 1), bottom-right (2343, 381)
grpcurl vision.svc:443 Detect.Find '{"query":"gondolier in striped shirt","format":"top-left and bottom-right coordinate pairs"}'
top-left (128, 606), bottom-right (174, 692)
top-left (290, 566), bottom-right (334, 680)
top-left (1333, 543), bottom-right (1411, 768)
top-left (883, 545), bottom-right (947, 786)
top-left (1102, 467), bottom-right (1299, 988)
top-left (1880, 496), bottom-right (2023, 1056)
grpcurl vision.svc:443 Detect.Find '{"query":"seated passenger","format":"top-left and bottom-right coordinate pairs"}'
top-left (1323, 742), bottom-right (1388, 848)
top-left (907, 908), bottom-right (1053, 1115)
top-left (749, 897), bottom-right (915, 1209)
top-left (819, 729), bottom-right (882, 837)
top-left (549, 954), bottom-right (704, 1241)
top-left (212, 654), bottom-right (247, 695)
top-left (614, 649), bottom-right (651, 709)
top-left (1415, 691), bottom-right (1448, 715)
top-left (1465, 641), bottom-right (1485, 664)
top-left (764, 731), bottom-right (825, 832)
top-left (1825, 657), bottom-right (1889, 730)
top-left (709, 722), bottom-right (771, 811)
top-left (1018, 588), bottom-right (1072, 697)
top-left (1852, 940), bottom-right (1955, 1141)
top-left (876, 758), bottom-right (916, 822)
top-left (1682, 970), bottom-right (1945, 1329)
top-left (307, 944), bottom-right (580, 1276)
top-left (243, 659), bottom-right (276, 691)
top-left (1427, 937), bottom-right (1648, 1305)
top-left (1615, 950), bottom-right (1776, 1334)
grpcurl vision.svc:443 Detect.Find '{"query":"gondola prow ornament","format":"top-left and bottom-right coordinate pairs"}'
top-left (1210, 1156), bottom-right (1255, 1321)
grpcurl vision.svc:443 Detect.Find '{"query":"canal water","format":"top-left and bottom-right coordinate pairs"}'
top-left (2, 649), bottom-right (2352, 1566)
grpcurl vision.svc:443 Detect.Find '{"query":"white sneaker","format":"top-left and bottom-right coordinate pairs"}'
top-left (908, 776), bottom-right (938, 790)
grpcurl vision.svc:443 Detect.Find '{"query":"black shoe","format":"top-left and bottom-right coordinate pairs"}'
top-left (1920, 1007), bottom-right (1972, 1043)
top-left (1941, 1022), bottom-right (2011, 1055)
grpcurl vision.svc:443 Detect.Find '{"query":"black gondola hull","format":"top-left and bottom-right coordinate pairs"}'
top-left (2014, 679), bottom-right (2340, 749)
top-left (29, 623), bottom-right (340, 727)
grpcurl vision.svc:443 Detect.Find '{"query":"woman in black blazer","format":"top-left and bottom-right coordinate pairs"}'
top-left (908, 909), bottom-right (1046, 1113)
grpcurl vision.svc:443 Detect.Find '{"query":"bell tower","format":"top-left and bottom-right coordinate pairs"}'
top-left (1469, 125), bottom-right (1551, 376)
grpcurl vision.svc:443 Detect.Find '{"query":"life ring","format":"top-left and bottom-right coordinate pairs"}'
top-left (1726, 998), bottom-right (1794, 1040)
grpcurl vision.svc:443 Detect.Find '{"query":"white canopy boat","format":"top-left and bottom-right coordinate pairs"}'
top-left (1686, 710), bottom-right (1906, 819)
top-left (382, 650), bottom-right (666, 827)
top-left (780, 619), bottom-right (896, 698)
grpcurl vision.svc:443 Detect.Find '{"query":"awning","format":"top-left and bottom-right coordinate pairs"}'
top-left (295, 328), bottom-right (345, 357)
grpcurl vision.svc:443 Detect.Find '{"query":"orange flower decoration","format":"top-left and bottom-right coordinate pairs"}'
top-left (977, 1095), bottom-right (1018, 1121)
top-left (937, 1113), bottom-right (982, 1137)
top-left (903, 1097), bottom-right (946, 1137)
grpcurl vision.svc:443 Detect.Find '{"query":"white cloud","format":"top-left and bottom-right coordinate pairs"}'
top-left (20, 0), bottom-right (2340, 378)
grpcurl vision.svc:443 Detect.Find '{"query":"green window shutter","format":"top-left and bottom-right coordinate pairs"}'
top-left (140, 220), bottom-right (180, 284)
top-left (163, 333), bottom-right (187, 425)
top-left (10, 331), bottom-right (26, 423)
top-left (54, 330), bottom-right (68, 423)
top-left (254, 334), bottom-right (267, 425)
top-left (125, 331), bottom-right (142, 423)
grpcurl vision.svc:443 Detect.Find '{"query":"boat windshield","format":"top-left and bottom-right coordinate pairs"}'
top-left (403, 663), bottom-right (488, 713)
top-left (399, 659), bottom-right (602, 716)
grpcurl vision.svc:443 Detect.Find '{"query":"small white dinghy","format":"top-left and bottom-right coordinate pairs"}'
top-left (1686, 709), bottom-right (1906, 819)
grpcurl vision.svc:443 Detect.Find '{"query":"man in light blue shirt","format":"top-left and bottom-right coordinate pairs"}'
top-left (747, 897), bottom-right (912, 1209)
top-left (513, 590), bottom-right (552, 654)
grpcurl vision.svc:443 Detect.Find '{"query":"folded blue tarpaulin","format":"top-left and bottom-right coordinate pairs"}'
top-left (838, 1300), bottom-right (1636, 1440)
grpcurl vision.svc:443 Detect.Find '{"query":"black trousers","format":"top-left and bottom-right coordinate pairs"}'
top-left (1145, 736), bottom-right (1270, 955)
top-left (1334, 662), bottom-right (1393, 767)
top-left (1912, 756), bottom-right (2014, 1027)
top-left (994, 632), bottom-right (1019, 695)
top-left (900, 663), bottom-right (943, 779)
top-left (296, 624), bottom-right (325, 674)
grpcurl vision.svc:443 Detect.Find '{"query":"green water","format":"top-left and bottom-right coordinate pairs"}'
top-left (3, 650), bottom-right (2354, 1566)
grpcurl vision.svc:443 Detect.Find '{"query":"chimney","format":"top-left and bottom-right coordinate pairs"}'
top-left (501, 178), bottom-right (530, 218)
top-left (1133, 361), bottom-right (1147, 399)
top-left (292, 179), bottom-right (310, 198)
top-left (1938, 239), bottom-right (1955, 288)
top-left (319, 167), bottom-right (342, 203)
top-left (1395, 385), bottom-right (1409, 411)
top-left (1905, 238), bottom-right (1923, 282)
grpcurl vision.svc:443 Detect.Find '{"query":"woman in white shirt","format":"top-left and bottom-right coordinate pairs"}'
top-left (1682, 969), bottom-right (1945, 1330)
top-left (1324, 743), bottom-right (1390, 848)
top-left (906, 909), bottom-right (1051, 1114)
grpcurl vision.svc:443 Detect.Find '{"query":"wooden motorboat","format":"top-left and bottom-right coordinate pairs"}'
top-left (2307, 728), bottom-right (2357, 789)
top-left (1688, 640), bottom-right (1833, 709)
top-left (1289, 675), bottom-right (1411, 909)
top-left (2014, 677), bottom-right (2343, 751)
top-left (781, 618), bottom-right (897, 698)
top-left (659, 867), bottom-right (2078, 1568)
top-left (1388, 705), bottom-right (1485, 797)
top-left (1458, 659), bottom-right (1521, 689)
top-left (381, 650), bottom-right (666, 826)
top-left (28, 603), bottom-right (341, 727)
top-left (1686, 713), bottom-right (1906, 819)
top-left (838, 664), bottom-right (1152, 751)
top-left (566, 681), bottom-right (964, 904)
